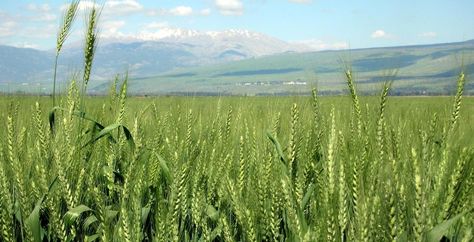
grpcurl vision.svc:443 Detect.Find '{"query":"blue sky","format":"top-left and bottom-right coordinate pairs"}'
top-left (0, 0), bottom-right (473, 50)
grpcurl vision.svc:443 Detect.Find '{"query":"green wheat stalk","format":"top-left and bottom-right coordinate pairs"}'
top-left (53, 0), bottom-right (79, 107)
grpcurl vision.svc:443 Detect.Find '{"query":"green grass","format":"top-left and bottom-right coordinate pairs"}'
top-left (0, 91), bottom-right (473, 241)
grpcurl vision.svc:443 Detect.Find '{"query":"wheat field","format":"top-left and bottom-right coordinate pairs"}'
top-left (1, 79), bottom-right (473, 241)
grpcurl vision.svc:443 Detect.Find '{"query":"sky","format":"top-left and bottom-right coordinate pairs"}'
top-left (0, 0), bottom-right (473, 50)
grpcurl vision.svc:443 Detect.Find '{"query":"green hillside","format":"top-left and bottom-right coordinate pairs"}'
top-left (116, 40), bottom-right (474, 95)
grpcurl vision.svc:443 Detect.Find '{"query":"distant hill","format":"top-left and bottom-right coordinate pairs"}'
top-left (119, 39), bottom-right (474, 95)
top-left (0, 33), bottom-right (473, 95)
top-left (0, 45), bottom-right (54, 83)
top-left (0, 29), bottom-right (309, 88)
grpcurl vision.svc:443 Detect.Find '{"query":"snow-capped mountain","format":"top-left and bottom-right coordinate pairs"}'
top-left (99, 28), bottom-right (312, 59)
top-left (0, 28), bottom-right (313, 83)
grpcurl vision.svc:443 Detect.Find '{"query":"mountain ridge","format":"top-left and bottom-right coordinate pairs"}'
top-left (0, 29), bottom-right (313, 85)
top-left (0, 36), bottom-right (473, 95)
top-left (120, 39), bottom-right (474, 95)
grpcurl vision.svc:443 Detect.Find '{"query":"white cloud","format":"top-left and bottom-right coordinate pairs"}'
top-left (371, 30), bottom-right (388, 39)
top-left (144, 21), bottom-right (170, 30)
top-left (26, 3), bottom-right (57, 22)
top-left (105, 0), bottom-right (143, 15)
top-left (419, 32), bottom-right (437, 38)
top-left (146, 9), bottom-right (166, 16)
top-left (169, 6), bottom-right (193, 16)
top-left (295, 39), bottom-right (349, 51)
top-left (61, 1), bottom-right (98, 11)
top-left (61, 0), bottom-right (143, 17)
top-left (289, 0), bottom-right (313, 4)
top-left (0, 21), bottom-right (16, 37)
top-left (147, 7), bottom-right (210, 17)
top-left (215, 0), bottom-right (244, 15)
top-left (200, 8), bottom-right (212, 16)
top-left (23, 24), bottom-right (57, 39)
top-left (101, 20), bottom-right (126, 38)
top-left (12, 42), bottom-right (40, 49)
top-left (26, 3), bottom-right (51, 12)
top-left (36, 13), bottom-right (57, 21)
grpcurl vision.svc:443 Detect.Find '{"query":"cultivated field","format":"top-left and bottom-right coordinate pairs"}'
top-left (0, 78), bottom-right (473, 241)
